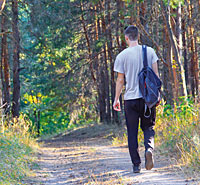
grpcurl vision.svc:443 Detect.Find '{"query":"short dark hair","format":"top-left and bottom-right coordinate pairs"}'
top-left (124, 25), bottom-right (139, 41)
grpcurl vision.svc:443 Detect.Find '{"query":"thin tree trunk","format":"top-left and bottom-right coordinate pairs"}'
top-left (130, 0), bottom-right (135, 24)
top-left (1, 16), bottom-right (6, 108)
top-left (103, 44), bottom-right (111, 122)
top-left (96, 5), bottom-right (107, 123)
top-left (94, 4), bottom-right (104, 122)
top-left (1, 14), bottom-right (10, 114)
top-left (100, 62), bottom-right (106, 122)
top-left (119, 0), bottom-right (126, 51)
top-left (116, 0), bottom-right (121, 51)
top-left (171, 48), bottom-right (179, 101)
top-left (94, 5), bottom-right (103, 122)
top-left (176, 2), bottom-right (184, 96)
top-left (0, 41), bottom-right (6, 109)
top-left (94, 5), bottom-right (98, 40)
top-left (0, 0), bottom-right (6, 12)
top-left (176, 2), bottom-right (183, 67)
top-left (161, 0), bottom-right (187, 98)
top-left (182, 17), bottom-right (188, 87)
top-left (187, 0), bottom-right (199, 97)
top-left (163, 24), bottom-right (174, 103)
top-left (140, 0), bottom-right (149, 44)
top-left (80, 2), bottom-right (96, 83)
top-left (12, 0), bottom-right (20, 118)
top-left (194, 36), bottom-right (199, 97)
top-left (101, 3), bottom-right (111, 123)
top-left (107, 0), bottom-right (118, 123)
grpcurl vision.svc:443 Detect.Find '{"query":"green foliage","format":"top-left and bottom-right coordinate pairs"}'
top-left (95, 39), bottom-right (105, 52)
top-left (21, 91), bottom-right (70, 135)
top-left (0, 116), bottom-right (38, 184)
top-left (18, 0), bottom-right (98, 136)
top-left (156, 99), bottom-right (200, 171)
top-left (163, 0), bottom-right (184, 8)
top-left (21, 89), bottom-right (97, 136)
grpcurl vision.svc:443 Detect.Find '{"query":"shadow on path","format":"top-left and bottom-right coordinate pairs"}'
top-left (25, 124), bottom-right (198, 185)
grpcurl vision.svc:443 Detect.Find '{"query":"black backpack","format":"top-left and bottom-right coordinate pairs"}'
top-left (138, 45), bottom-right (162, 117)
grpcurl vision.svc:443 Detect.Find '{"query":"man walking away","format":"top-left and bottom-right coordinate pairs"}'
top-left (113, 25), bottom-right (160, 173)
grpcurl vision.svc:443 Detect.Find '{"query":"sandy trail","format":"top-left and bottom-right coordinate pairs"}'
top-left (26, 124), bottom-right (199, 185)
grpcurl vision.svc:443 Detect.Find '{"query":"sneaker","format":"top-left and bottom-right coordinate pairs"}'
top-left (145, 149), bottom-right (154, 170)
top-left (133, 164), bottom-right (141, 173)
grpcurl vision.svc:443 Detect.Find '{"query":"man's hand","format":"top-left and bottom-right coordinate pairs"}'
top-left (113, 99), bottom-right (121, 111)
top-left (156, 100), bottom-right (160, 107)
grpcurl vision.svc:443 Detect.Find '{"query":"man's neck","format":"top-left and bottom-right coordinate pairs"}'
top-left (128, 40), bottom-right (138, 47)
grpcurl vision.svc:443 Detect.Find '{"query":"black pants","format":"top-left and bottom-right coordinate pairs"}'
top-left (124, 98), bottom-right (156, 166)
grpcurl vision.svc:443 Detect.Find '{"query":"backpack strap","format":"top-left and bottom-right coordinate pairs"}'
top-left (142, 45), bottom-right (148, 67)
top-left (144, 104), bottom-right (151, 118)
top-left (142, 45), bottom-right (151, 118)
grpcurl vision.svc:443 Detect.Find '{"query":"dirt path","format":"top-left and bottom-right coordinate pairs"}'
top-left (26, 124), bottom-right (199, 185)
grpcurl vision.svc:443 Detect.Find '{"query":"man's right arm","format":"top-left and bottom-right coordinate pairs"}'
top-left (113, 73), bottom-right (124, 111)
top-left (113, 54), bottom-right (124, 111)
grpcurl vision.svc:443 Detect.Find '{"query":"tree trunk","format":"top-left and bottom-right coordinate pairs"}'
top-left (0, 0), bottom-right (6, 12)
top-left (187, 0), bottom-right (199, 97)
top-left (194, 36), bottom-right (199, 97)
top-left (96, 5), bottom-right (107, 123)
top-left (140, 0), bottom-right (150, 45)
top-left (94, 5), bottom-right (103, 122)
top-left (1, 14), bottom-right (10, 114)
top-left (101, 5), bottom-right (111, 123)
top-left (99, 61), bottom-right (106, 122)
top-left (119, 0), bottom-right (126, 51)
top-left (176, 2), bottom-right (185, 96)
top-left (12, 0), bottom-right (20, 118)
top-left (163, 24), bottom-right (173, 103)
top-left (176, 2), bottom-right (183, 68)
top-left (80, 2), bottom-right (96, 83)
top-left (182, 17), bottom-right (188, 87)
top-left (161, 1), bottom-right (188, 98)
top-left (107, 0), bottom-right (119, 124)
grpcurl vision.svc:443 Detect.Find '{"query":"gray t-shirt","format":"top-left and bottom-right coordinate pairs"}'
top-left (114, 45), bottom-right (158, 100)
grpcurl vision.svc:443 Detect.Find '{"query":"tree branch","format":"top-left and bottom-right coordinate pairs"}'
top-left (137, 21), bottom-right (168, 67)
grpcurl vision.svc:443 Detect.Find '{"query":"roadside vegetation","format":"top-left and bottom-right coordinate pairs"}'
top-left (156, 99), bottom-right (200, 175)
top-left (0, 116), bottom-right (38, 184)
top-left (112, 99), bottom-right (200, 177)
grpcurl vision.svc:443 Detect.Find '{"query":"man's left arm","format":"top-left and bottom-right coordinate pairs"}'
top-left (152, 61), bottom-right (159, 77)
top-left (151, 48), bottom-right (160, 78)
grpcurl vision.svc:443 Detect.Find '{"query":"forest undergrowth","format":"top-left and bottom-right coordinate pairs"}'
top-left (0, 115), bottom-right (38, 185)
top-left (113, 99), bottom-right (200, 177)
top-left (0, 100), bottom-right (199, 184)
top-left (155, 99), bottom-right (200, 176)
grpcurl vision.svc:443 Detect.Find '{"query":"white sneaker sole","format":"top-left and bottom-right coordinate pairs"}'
top-left (145, 151), bottom-right (154, 170)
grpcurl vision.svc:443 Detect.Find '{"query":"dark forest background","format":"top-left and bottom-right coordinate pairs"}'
top-left (0, 0), bottom-right (199, 135)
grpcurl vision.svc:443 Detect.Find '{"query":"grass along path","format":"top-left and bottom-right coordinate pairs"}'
top-left (26, 124), bottom-right (199, 185)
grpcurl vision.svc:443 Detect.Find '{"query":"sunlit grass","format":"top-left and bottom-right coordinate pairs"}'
top-left (155, 99), bottom-right (200, 174)
top-left (0, 115), bottom-right (39, 184)
top-left (112, 99), bottom-right (200, 175)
